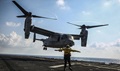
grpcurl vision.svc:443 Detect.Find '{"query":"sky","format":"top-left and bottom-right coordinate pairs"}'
top-left (0, 0), bottom-right (120, 59)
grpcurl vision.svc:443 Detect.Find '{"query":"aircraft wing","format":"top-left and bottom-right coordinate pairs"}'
top-left (30, 26), bottom-right (57, 37)
top-left (65, 34), bottom-right (80, 40)
top-left (30, 25), bottom-right (80, 39)
top-left (71, 34), bottom-right (80, 40)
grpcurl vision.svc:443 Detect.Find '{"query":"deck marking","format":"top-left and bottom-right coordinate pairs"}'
top-left (49, 62), bottom-right (120, 70)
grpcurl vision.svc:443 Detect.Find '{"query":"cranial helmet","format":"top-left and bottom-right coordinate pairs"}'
top-left (66, 45), bottom-right (70, 48)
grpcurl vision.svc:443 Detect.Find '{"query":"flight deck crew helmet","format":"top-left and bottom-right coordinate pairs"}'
top-left (66, 45), bottom-right (70, 48)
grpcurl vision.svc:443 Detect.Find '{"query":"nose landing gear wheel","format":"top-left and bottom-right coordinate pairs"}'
top-left (43, 47), bottom-right (47, 50)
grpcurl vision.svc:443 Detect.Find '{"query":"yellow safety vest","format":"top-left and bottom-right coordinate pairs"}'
top-left (62, 48), bottom-right (72, 55)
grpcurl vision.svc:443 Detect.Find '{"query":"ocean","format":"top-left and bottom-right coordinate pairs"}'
top-left (40, 56), bottom-right (120, 64)
top-left (1, 54), bottom-right (120, 64)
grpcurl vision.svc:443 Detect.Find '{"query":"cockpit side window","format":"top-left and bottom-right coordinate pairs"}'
top-left (50, 34), bottom-right (61, 41)
top-left (61, 34), bottom-right (68, 40)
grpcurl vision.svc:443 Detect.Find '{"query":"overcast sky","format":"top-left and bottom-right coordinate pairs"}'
top-left (0, 0), bottom-right (120, 59)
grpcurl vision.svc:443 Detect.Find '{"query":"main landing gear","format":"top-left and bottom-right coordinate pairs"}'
top-left (43, 47), bottom-right (47, 50)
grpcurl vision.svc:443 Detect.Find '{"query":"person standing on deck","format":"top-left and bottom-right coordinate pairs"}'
top-left (55, 45), bottom-right (80, 71)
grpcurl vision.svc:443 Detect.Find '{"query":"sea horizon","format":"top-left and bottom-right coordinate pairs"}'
top-left (40, 55), bottom-right (120, 64)
top-left (0, 53), bottom-right (120, 64)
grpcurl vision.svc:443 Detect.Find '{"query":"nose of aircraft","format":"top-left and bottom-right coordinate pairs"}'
top-left (68, 40), bottom-right (74, 47)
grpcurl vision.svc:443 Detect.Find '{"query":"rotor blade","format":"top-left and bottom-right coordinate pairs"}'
top-left (12, 1), bottom-right (28, 15)
top-left (17, 15), bottom-right (26, 18)
top-left (67, 22), bottom-right (81, 27)
top-left (32, 15), bottom-right (57, 20)
top-left (86, 24), bottom-right (108, 29)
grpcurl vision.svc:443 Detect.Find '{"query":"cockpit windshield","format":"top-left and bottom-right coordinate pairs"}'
top-left (61, 34), bottom-right (74, 40)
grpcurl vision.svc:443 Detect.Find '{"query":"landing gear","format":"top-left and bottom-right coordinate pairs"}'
top-left (43, 47), bottom-right (47, 50)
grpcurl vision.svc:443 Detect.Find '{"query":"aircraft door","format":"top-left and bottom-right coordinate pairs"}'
top-left (57, 35), bottom-right (61, 42)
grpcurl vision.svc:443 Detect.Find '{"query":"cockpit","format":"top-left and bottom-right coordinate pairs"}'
top-left (49, 34), bottom-right (74, 41)
top-left (61, 34), bottom-right (74, 40)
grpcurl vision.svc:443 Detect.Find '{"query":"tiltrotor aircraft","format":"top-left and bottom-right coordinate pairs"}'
top-left (13, 1), bottom-right (108, 50)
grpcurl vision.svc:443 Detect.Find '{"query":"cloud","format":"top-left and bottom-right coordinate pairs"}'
top-left (0, 31), bottom-right (62, 56)
top-left (115, 0), bottom-right (120, 4)
top-left (56, 0), bottom-right (70, 10)
top-left (86, 39), bottom-right (120, 59)
top-left (0, 31), bottom-right (120, 59)
top-left (82, 11), bottom-right (91, 16)
top-left (103, 0), bottom-right (112, 8)
top-left (102, 0), bottom-right (120, 9)
top-left (118, 0), bottom-right (120, 3)
top-left (89, 39), bottom-right (120, 48)
top-left (96, 30), bottom-right (102, 33)
top-left (6, 22), bottom-right (21, 27)
top-left (0, 31), bottom-right (36, 48)
top-left (0, 31), bottom-right (22, 47)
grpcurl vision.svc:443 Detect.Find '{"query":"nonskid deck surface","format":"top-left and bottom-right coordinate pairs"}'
top-left (0, 54), bottom-right (120, 71)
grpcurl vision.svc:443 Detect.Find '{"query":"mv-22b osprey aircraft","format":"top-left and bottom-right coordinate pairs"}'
top-left (12, 1), bottom-right (108, 50)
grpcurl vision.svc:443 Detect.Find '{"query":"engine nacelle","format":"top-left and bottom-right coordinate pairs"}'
top-left (81, 30), bottom-right (88, 47)
top-left (24, 17), bottom-right (32, 39)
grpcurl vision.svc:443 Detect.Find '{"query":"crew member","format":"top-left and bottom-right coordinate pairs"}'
top-left (55, 45), bottom-right (80, 71)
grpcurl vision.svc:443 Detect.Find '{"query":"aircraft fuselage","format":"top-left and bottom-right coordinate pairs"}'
top-left (41, 34), bottom-right (74, 48)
